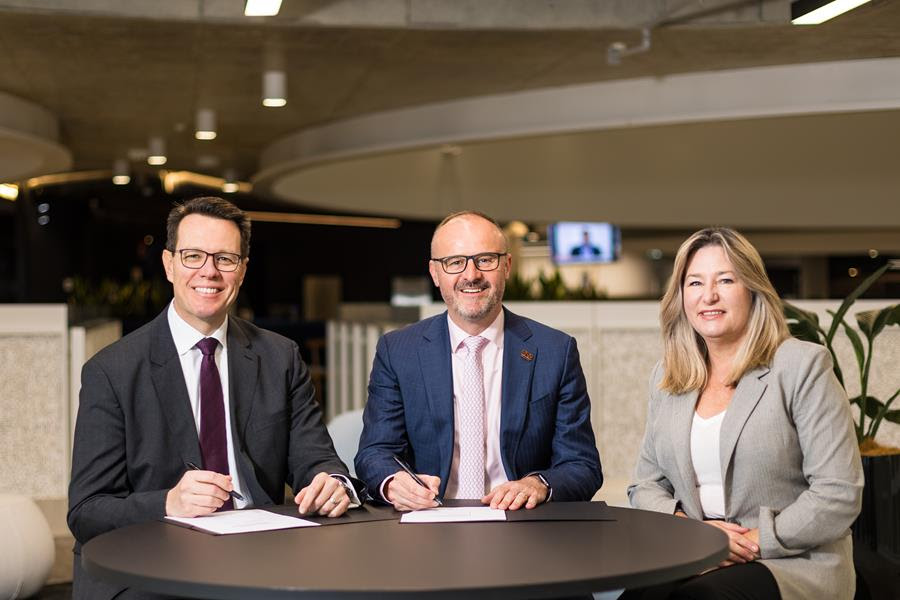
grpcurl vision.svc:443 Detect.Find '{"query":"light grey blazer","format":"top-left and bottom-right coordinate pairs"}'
top-left (628, 338), bottom-right (863, 600)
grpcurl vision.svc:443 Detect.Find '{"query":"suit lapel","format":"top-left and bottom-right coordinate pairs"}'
top-left (719, 366), bottom-right (769, 497)
top-left (499, 310), bottom-right (536, 479)
top-left (224, 317), bottom-right (271, 504)
top-left (419, 314), bottom-right (455, 487)
top-left (149, 311), bottom-right (202, 466)
top-left (671, 389), bottom-right (703, 518)
top-left (227, 317), bottom-right (259, 441)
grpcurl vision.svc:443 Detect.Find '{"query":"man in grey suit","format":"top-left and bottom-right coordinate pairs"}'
top-left (68, 197), bottom-right (361, 600)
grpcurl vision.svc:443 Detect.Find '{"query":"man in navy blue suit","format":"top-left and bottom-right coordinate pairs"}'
top-left (356, 211), bottom-right (602, 511)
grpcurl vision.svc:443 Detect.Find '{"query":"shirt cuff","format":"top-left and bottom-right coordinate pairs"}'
top-left (330, 474), bottom-right (361, 508)
top-left (379, 474), bottom-right (396, 504)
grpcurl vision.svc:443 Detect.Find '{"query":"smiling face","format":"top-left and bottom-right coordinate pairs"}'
top-left (682, 244), bottom-right (753, 351)
top-left (163, 213), bottom-right (247, 335)
top-left (429, 214), bottom-right (510, 335)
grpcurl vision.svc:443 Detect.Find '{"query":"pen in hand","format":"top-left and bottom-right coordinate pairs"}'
top-left (184, 461), bottom-right (245, 502)
top-left (392, 454), bottom-right (442, 507)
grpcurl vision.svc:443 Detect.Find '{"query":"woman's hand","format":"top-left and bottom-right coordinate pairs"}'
top-left (705, 520), bottom-right (760, 567)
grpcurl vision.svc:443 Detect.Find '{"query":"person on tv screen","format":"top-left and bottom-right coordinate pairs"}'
top-left (625, 227), bottom-right (862, 600)
top-left (570, 229), bottom-right (602, 260)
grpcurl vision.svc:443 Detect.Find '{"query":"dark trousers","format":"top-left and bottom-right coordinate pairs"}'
top-left (621, 562), bottom-right (781, 600)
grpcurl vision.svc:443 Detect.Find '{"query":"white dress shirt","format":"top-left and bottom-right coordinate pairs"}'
top-left (167, 302), bottom-right (248, 508)
top-left (690, 409), bottom-right (727, 519)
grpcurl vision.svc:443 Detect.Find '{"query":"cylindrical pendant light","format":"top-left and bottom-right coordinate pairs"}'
top-left (195, 108), bottom-right (217, 140)
top-left (112, 159), bottom-right (130, 185)
top-left (147, 137), bottom-right (167, 166)
top-left (262, 70), bottom-right (287, 107)
top-left (222, 169), bottom-right (239, 193)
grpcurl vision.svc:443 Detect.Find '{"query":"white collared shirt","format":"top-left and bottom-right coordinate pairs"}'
top-left (444, 310), bottom-right (508, 498)
top-left (167, 302), bottom-right (248, 507)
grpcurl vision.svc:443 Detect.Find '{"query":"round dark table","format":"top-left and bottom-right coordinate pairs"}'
top-left (82, 504), bottom-right (728, 599)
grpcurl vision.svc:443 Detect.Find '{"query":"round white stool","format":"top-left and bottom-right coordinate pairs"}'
top-left (0, 494), bottom-right (55, 599)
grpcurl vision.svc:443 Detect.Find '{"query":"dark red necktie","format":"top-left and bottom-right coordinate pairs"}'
top-left (196, 337), bottom-right (233, 511)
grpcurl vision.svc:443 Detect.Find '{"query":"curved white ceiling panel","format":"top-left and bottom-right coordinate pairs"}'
top-left (0, 92), bottom-right (72, 182)
top-left (256, 58), bottom-right (900, 226)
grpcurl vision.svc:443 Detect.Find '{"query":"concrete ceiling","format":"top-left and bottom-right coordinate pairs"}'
top-left (1, 0), bottom-right (899, 226)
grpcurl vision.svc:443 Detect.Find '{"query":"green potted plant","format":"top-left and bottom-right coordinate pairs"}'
top-left (782, 262), bottom-right (899, 576)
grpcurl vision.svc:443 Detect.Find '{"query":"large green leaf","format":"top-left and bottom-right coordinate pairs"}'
top-left (787, 321), bottom-right (822, 344)
top-left (833, 314), bottom-right (865, 377)
top-left (867, 388), bottom-right (900, 438)
top-left (849, 395), bottom-right (884, 416)
top-left (825, 263), bottom-right (891, 344)
top-left (783, 302), bottom-right (823, 344)
top-left (856, 303), bottom-right (900, 340)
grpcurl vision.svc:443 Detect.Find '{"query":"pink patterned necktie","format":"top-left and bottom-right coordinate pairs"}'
top-left (457, 335), bottom-right (489, 499)
top-left (196, 337), bottom-right (232, 511)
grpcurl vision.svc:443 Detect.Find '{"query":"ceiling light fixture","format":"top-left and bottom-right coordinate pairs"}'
top-left (0, 183), bottom-right (18, 201)
top-left (791, 0), bottom-right (871, 24)
top-left (161, 170), bottom-right (253, 194)
top-left (147, 137), bottom-right (167, 166)
top-left (245, 211), bottom-right (401, 229)
top-left (195, 108), bottom-right (217, 140)
top-left (608, 28), bottom-right (651, 66)
top-left (244, 0), bottom-right (282, 16)
top-left (262, 70), bottom-right (287, 107)
top-left (112, 159), bottom-right (131, 185)
top-left (222, 169), bottom-right (239, 194)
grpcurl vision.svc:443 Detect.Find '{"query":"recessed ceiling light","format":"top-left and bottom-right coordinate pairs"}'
top-left (791, 0), bottom-right (871, 25)
top-left (244, 0), bottom-right (282, 16)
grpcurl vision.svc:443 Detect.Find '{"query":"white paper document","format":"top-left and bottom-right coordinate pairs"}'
top-left (165, 509), bottom-right (320, 535)
top-left (400, 507), bottom-right (507, 523)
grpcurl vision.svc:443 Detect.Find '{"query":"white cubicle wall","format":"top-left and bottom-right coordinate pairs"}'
top-left (0, 305), bottom-right (71, 499)
top-left (0, 305), bottom-right (121, 500)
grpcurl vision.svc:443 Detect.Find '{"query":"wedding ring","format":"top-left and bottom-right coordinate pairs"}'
top-left (330, 496), bottom-right (339, 505)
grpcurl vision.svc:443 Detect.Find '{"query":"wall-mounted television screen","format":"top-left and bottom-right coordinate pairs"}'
top-left (549, 222), bottom-right (620, 265)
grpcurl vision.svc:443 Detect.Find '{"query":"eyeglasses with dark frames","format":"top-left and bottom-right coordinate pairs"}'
top-left (172, 249), bottom-right (243, 272)
top-left (430, 252), bottom-right (508, 274)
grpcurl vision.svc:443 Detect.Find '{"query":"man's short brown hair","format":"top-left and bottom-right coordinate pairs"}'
top-left (166, 196), bottom-right (251, 257)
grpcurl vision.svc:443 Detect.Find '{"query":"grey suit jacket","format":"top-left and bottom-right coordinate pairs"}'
top-left (628, 338), bottom-right (863, 600)
top-left (67, 308), bottom-right (354, 600)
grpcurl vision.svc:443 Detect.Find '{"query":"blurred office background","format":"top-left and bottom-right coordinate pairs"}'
top-left (1, 1), bottom-right (899, 597)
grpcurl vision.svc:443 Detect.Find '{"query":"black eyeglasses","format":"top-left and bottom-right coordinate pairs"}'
top-left (172, 249), bottom-right (243, 272)
top-left (431, 252), bottom-right (508, 274)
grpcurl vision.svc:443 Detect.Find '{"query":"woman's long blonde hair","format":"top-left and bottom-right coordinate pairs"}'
top-left (659, 227), bottom-right (789, 393)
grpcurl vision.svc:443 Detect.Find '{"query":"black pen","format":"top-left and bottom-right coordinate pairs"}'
top-left (185, 461), bottom-right (245, 501)
top-left (392, 454), bottom-right (442, 506)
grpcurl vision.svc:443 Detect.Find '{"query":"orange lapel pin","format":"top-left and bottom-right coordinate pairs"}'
top-left (520, 349), bottom-right (534, 361)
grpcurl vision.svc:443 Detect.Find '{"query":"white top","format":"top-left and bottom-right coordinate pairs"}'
top-left (690, 410), bottom-right (726, 519)
top-left (167, 302), bottom-right (247, 508)
top-left (444, 310), bottom-right (508, 498)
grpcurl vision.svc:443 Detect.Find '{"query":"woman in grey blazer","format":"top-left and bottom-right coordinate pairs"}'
top-left (626, 227), bottom-right (863, 600)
